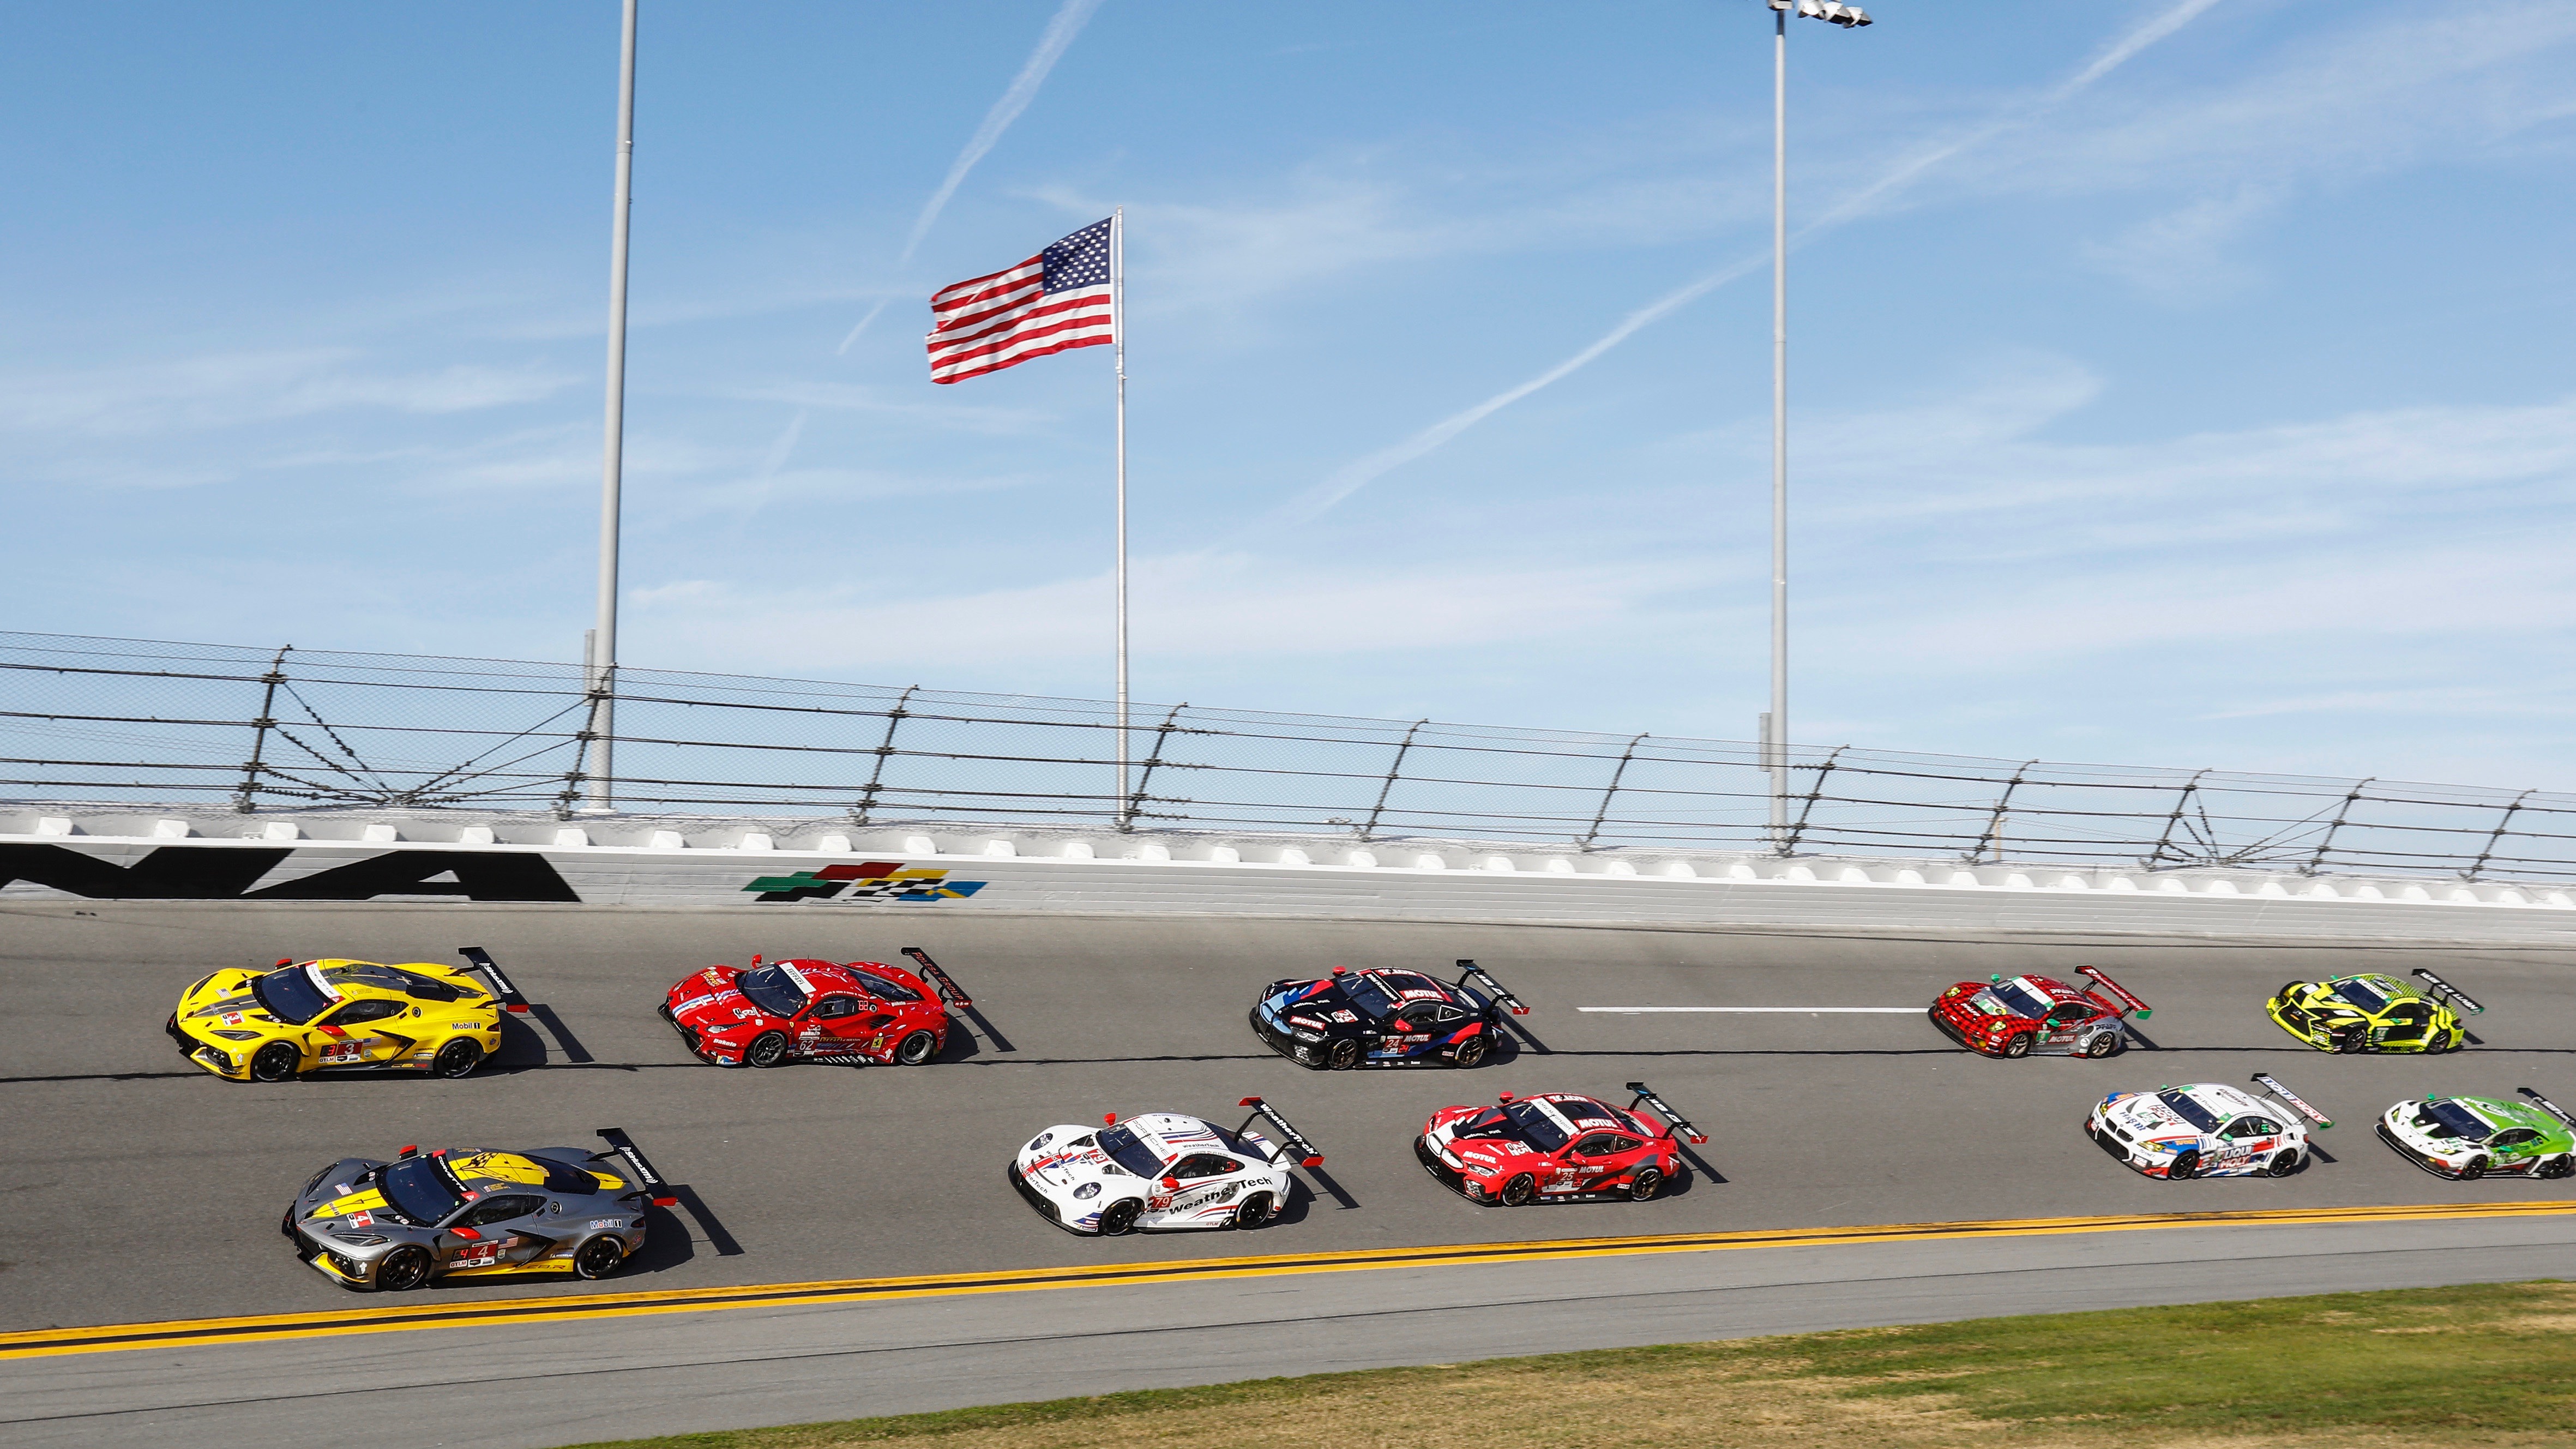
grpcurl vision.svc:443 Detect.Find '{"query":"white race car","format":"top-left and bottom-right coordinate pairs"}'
top-left (1010, 1097), bottom-right (1323, 1235)
top-left (2087, 1074), bottom-right (2330, 1180)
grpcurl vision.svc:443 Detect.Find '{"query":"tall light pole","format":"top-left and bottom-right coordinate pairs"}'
top-left (1762, 0), bottom-right (1869, 851)
top-left (587, 0), bottom-right (639, 813)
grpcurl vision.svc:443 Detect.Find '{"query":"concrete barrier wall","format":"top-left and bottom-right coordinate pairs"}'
top-left (4, 807), bottom-right (2573, 943)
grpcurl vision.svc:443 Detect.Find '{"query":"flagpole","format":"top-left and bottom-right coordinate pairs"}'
top-left (587, 0), bottom-right (638, 814)
top-left (1112, 207), bottom-right (1129, 829)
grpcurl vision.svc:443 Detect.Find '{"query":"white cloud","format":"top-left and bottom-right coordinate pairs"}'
top-left (0, 349), bottom-right (573, 437)
top-left (2080, 187), bottom-right (2277, 303)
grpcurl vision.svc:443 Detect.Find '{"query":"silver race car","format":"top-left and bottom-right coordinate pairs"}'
top-left (281, 1132), bottom-right (672, 1291)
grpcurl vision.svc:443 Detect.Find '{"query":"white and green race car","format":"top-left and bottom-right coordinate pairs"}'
top-left (2375, 1090), bottom-right (2576, 1180)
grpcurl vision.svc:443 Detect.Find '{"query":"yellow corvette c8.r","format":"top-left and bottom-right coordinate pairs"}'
top-left (167, 949), bottom-right (516, 1082)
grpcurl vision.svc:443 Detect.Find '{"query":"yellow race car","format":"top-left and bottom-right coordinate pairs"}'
top-left (166, 947), bottom-right (519, 1082)
top-left (2265, 967), bottom-right (2479, 1054)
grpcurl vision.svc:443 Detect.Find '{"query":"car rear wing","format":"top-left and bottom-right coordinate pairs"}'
top-left (2252, 1073), bottom-right (2333, 1129)
top-left (1454, 959), bottom-right (1530, 1016)
top-left (1235, 1097), bottom-right (1325, 1168)
top-left (594, 1127), bottom-right (679, 1207)
top-left (2412, 967), bottom-right (2484, 1015)
top-left (2077, 965), bottom-right (2151, 1020)
top-left (901, 946), bottom-right (975, 1011)
top-left (458, 946), bottom-right (530, 1014)
top-left (2519, 1088), bottom-right (2576, 1130)
top-left (1625, 1081), bottom-right (1709, 1144)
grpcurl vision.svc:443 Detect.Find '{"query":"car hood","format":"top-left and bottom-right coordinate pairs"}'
top-left (1014, 1127), bottom-right (1147, 1197)
top-left (179, 970), bottom-right (279, 1025)
top-left (668, 971), bottom-right (779, 1036)
top-left (2105, 1092), bottom-right (2201, 1145)
top-left (1423, 1114), bottom-right (1548, 1173)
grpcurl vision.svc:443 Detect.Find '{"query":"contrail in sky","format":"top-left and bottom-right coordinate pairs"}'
top-left (839, 0), bottom-right (1106, 356)
top-left (1289, 0), bottom-right (2224, 524)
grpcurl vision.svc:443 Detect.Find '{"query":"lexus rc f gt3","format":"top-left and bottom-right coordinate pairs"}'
top-left (281, 1133), bottom-right (673, 1291)
top-left (661, 946), bottom-right (971, 1068)
top-left (2087, 1074), bottom-right (2330, 1180)
top-left (1012, 1098), bottom-right (1323, 1235)
top-left (1416, 1083), bottom-right (1706, 1205)
top-left (1251, 959), bottom-right (1528, 1070)
top-left (166, 947), bottom-right (520, 1083)
top-left (2267, 967), bottom-right (2479, 1054)
top-left (2375, 1089), bottom-right (2576, 1180)
top-left (1929, 966), bottom-right (2149, 1059)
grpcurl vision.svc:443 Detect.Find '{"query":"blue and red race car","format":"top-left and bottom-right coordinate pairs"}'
top-left (1250, 959), bottom-right (1528, 1070)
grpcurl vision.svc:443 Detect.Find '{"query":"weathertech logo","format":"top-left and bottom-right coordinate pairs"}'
top-left (743, 862), bottom-right (988, 904)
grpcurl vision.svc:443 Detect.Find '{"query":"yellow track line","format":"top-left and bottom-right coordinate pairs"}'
top-left (6, 1198), bottom-right (2568, 1361)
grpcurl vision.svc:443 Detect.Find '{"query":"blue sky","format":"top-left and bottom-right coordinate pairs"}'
top-left (4, 1), bottom-right (2573, 790)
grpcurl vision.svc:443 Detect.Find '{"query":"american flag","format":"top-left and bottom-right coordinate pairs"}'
top-left (926, 217), bottom-right (1116, 384)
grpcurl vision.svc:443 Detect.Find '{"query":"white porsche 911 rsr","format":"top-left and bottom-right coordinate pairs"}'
top-left (1010, 1097), bottom-right (1322, 1235)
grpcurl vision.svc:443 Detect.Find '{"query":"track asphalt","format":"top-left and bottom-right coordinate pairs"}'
top-left (4, 900), bottom-right (2573, 1444)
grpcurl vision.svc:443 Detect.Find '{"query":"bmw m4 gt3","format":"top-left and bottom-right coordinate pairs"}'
top-left (1251, 959), bottom-right (1528, 1070)
top-left (661, 947), bottom-right (970, 1068)
top-left (2267, 967), bottom-right (2479, 1054)
top-left (167, 947), bottom-right (517, 1083)
top-left (2376, 1090), bottom-right (2576, 1180)
top-left (1928, 966), bottom-right (2148, 1059)
top-left (1012, 1098), bottom-right (1322, 1235)
top-left (2087, 1074), bottom-right (2330, 1180)
top-left (282, 1135), bottom-right (673, 1291)
top-left (1417, 1083), bottom-right (1706, 1205)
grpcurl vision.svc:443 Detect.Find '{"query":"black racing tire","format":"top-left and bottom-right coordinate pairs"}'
top-left (2167, 1150), bottom-right (2200, 1181)
top-left (1500, 1173), bottom-right (1537, 1207)
top-left (1233, 1192), bottom-right (1276, 1229)
top-left (375, 1246), bottom-right (434, 1292)
top-left (572, 1235), bottom-right (627, 1280)
top-left (746, 1031), bottom-right (790, 1068)
top-left (2002, 1032), bottom-right (2034, 1059)
top-left (2538, 1155), bottom-right (2575, 1181)
top-left (2084, 1031), bottom-right (2120, 1059)
top-left (430, 1038), bottom-right (483, 1080)
top-left (2459, 1155), bottom-right (2489, 1181)
top-left (2333, 1026), bottom-right (2368, 1054)
top-left (1325, 1038), bottom-right (1361, 1072)
top-left (1627, 1167), bottom-right (1665, 1202)
top-left (1452, 1033), bottom-right (1489, 1069)
top-left (1099, 1198), bottom-right (1144, 1236)
top-left (893, 1030), bottom-right (938, 1066)
top-left (2267, 1149), bottom-right (2301, 1177)
top-left (249, 1042), bottom-right (300, 1083)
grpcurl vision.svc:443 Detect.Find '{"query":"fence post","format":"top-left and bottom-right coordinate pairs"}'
top-left (2464, 788), bottom-right (2535, 882)
top-left (1359, 719), bottom-right (1429, 843)
top-left (1126, 704), bottom-right (1189, 831)
top-left (1782, 744), bottom-right (1846, 856)
top-left (2301, 777), bottom-right (2375, 875)
top-left (2146, 769), bottom-right (2210, 868)
top-left (850, 685), bottom-right (918, 826)
top-left (1579, 732), bottom-right (1648, 850)
top-left (232, 645), bottom-right (292, 813)
top-left (1967, 759), bottom-right (2039, 864)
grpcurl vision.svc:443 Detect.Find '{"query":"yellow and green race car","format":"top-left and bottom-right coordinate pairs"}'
top-left (2266, 967), bottom-right (2481, 1054)
top-left (166, 946), bottom-right (520, 1082)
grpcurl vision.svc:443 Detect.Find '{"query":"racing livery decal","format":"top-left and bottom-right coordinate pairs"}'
top-left (742, 861), bottom-right (988, 903)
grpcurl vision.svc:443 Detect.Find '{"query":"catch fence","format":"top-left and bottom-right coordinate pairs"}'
top-left (3, 631), bottom-right (2572, 884)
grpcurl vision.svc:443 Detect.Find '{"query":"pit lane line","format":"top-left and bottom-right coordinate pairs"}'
top-left (8, 1226), bottom-right (2568, 1431)
top-left (9, 1198), bottom-right (2568, 1362)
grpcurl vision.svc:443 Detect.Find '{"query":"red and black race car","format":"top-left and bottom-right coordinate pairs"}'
top-left (660, 946), bottom-right (972, 1068)
top-left (1928, 965), bottom-right (2150, 1059)
top-left (1416, 1083), bottom-right (1706, 1205)
top-left (1251, 959), bottom-right (1529, 1070)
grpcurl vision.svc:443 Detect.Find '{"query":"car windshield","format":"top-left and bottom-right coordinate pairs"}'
top-left (249, 964), bottom-right (335, 1025)
top-left (848, 969), bottom-right (922, 1003)
top-left (1990, 981), bottom-right (2053, 1018)
top-left (2420, 1100), bottom-right (2494, 1141)
top-left (2331, 977), bottom-right (2391, 1013)
top-left (1339, 975), bottom-right (1396, 1020)
top-left (377, 1157), bottom-right (465, 1225)
top-left (2156, 1090), bottom-right (2224, 1133)
top-left (1094, 1125), bottom-right (1168, 1179)
top-left (734, 965), bottom-right (807, 1017)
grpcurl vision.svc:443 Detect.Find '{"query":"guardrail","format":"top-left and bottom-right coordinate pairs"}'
top-left (4, 630), bottom-right (2572, 885)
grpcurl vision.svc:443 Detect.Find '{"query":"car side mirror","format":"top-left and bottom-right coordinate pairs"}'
top-left (447, 1226), bottom-right (483, 1242)
top-left (1160, 1176), bottom-right (1179, 1192)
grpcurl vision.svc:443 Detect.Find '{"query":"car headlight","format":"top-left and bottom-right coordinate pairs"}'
top-left (1073, 1182), bottom-right (1101, 1199)
top-left (1291, 1028), bottom-right (1326, 1042)
top-left (210, 1029), bottom-right (261, 1041)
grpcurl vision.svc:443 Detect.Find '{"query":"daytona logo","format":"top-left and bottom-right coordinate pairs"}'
top-left (743, 862), bottom-right (988, 904)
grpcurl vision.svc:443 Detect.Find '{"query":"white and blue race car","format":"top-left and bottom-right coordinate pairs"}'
top-left (2087, 1074), bottom-right (2331, 1180)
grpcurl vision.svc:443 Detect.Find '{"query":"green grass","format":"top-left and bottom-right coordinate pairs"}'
top-left (562, 1279), bottom-right (2576, 1448)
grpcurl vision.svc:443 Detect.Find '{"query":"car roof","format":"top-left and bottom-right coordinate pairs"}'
top-left (2326, 972), bottom-right (2423, 1001)
top-left (2014, 975), bottom-right (2088, 1004)
top-left (2445, 1096), bottom-right (2545, 1131)
top-left (770, 959), bottom-right (914, 992)
top-left (2175, 1083), bottom-right (2266, 1116)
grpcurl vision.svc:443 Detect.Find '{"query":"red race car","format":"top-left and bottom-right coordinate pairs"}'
top-left (660, 945), bottom-right (972, 1068)
top-left (1928, 965), bottom-right (2149, 1059)
top-left (1415, 1083), bottom-right (1706, 1205)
